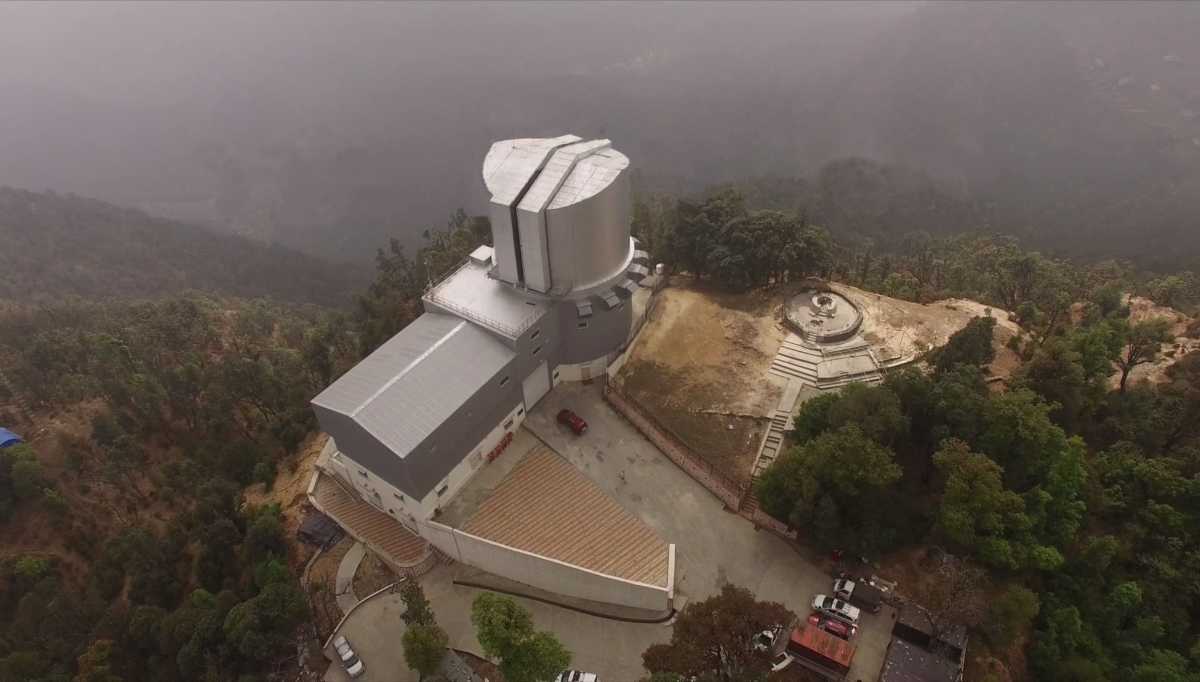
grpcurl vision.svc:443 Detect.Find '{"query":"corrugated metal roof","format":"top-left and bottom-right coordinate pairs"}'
top-left (313, 313), bottom-right (514, 458)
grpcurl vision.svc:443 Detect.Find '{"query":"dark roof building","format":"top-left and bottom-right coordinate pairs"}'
top-left (881, 603), bottom-right (967, 682)
top-left (879, 638), bottom-right (962, 682)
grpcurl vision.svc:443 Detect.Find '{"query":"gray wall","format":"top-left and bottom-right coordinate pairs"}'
top-left (545, 170), bottom-right (632, 291)
top-left (403, 355), bottom-right (524, 498)
top-left (314, 353), bottom-right (525, 501)
top-left (312, 406), bottom-right (420, 495)
top-left (555, 296), bottom-right (633, 365)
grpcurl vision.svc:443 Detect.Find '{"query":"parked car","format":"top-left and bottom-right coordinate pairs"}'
top-left (751, 625), bottom-right (794, 671)
top-left (833, 577), bottom-right (884, 613)
top-left (557, 408), bottom-right (588, 435)
top-left (812, 594), bottom-right (861, 624)
top-left (808, 612), bottom-right (858, 640)
top-left (556, 671), bottom-right (600, 682)
top-left (332, 635), bottom-right (365, 678)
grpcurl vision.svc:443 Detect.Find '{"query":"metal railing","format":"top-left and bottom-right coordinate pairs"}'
top-left (423, 258), bottom-right (542, 338)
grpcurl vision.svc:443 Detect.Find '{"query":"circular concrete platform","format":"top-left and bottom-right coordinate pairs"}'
top-left (785, 289), bottom-right (863, 344)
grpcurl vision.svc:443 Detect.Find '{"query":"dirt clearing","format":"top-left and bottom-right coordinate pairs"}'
top-left (834, 283), bottom-right (1022, 381)
top-left (613, 282), bottom-right (784, 484)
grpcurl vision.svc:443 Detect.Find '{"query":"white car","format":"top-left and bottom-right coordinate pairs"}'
top-left (556, 671), bottom-right (599, 682)
top-left (332, 635), bottom-right (365, 678)
top-left (812, 594), bottom-right (861, 624)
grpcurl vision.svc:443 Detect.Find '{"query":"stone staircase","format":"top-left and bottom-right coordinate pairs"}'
top-left (769, 335), bottom-right (821, 383)
top-left (753, 409), bottom-right (792, 478)
top-left (769, 333), bottom-right (883, 389)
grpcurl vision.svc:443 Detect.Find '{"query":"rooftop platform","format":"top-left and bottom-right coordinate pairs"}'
top-left (423, 259), bottom-right (548, 339)
top-left (441, 429), bottom-right (669, 588)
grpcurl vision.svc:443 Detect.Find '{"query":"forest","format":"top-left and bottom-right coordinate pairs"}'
top-left (0, 171), bottom-right (1196, 681)
top-left (0, 205), bottom-right (479, 681)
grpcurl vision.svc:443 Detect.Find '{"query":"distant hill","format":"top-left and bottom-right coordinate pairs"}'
top-left (0, 187), bottom-right (367, 306)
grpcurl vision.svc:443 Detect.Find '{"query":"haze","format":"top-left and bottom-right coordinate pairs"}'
top-left (2, 1), bottom-right (1198, 266)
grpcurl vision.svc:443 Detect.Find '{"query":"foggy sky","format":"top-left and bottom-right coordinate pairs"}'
top-left (2, 1), bottom-right (1198, 264)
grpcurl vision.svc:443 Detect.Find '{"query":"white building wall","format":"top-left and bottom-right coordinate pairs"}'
top-left (555, 356), bottom-right (610, 383)
top-left (417, 517), bottom-right (672, 612)
top-left (327, 401), bottom-right (525, 527)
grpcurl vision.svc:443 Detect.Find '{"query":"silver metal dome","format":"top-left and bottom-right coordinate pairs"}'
top-left (483, 136), bottom-right (632, 295)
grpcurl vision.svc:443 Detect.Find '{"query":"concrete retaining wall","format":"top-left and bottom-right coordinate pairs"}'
top-left (417, 518), bottom-right (671, 612)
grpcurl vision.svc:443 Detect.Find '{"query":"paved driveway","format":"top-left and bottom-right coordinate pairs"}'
top-left (324, 563), bottom-right (669, 682)
top-left (328, 380), bottom-right (889, 681)
top-left (528, 381), bottom-right (831, 608)
top-left (528, 381), bottom-right (891, 679)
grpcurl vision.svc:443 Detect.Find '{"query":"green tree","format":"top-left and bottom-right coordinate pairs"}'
top-left (74, 639), bottom-right (122, 682)
top-left (933, 439), bottom-right (1031, 570)
top-left (403, 623), bottom-right (449, 681)
top-left (757, 424), bottom-right (902, 551)
top-left (642, 584), bottom-right (794, 681)
top-left (471, 593), bottom-right (570, 682)
top-left (1115, 319), bottom-right (1173, 393)
top-left (929, 316), bottom-right (997, 374)
top-left (401, 579), bottom-right (435, 627)
top-left (984, 585), bottom-right (1040, 649)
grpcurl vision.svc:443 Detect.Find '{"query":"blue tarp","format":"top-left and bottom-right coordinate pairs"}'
top-left (0, 428), bottom-right (22, 448)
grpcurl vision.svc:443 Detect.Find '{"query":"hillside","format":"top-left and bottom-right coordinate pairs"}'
top-left (0, 187), bottom-right (367, 306)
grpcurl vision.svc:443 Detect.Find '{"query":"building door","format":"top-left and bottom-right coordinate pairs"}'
top-left (522, 360), bottom-right (551, 409)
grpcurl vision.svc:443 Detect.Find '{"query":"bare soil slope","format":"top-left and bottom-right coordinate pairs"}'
top-left (614, 282), bottom-right (784, 484)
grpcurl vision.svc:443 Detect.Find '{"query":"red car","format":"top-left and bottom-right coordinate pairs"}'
top-left (557, 408), bottom-right (588, 435)
top-left (808, 612), bottom-right (857, 640)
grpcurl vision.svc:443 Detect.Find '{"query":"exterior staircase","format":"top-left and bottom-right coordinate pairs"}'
top-left (753, 409), bottom-right (792, 478)
top-left (769, 335), bottom-right (821, 383)
top-left (769, 333), bottom-right (883, 389)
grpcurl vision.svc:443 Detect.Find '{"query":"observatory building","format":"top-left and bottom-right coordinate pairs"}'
top-left (309, 136), bottom-right (671, 610)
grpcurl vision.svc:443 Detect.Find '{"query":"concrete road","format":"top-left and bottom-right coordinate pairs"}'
top-left (324, 564), bottom-right (669, 682)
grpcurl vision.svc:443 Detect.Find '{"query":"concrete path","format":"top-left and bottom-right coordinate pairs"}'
top-left (335, 541), bottom-right (366, 614)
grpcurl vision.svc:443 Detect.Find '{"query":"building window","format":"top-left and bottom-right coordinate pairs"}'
top-left (358, 470), bottom-right (368, 479)
top-left (499, 376), bottom-right (510, 387)
top-left (436, 483), bottom-right (449, 497)
top-left (525, 301), bottom-right (536, 306)
top-left (533, 345), bottom-right (542, 356)
top-left (531, 329), bottom-right (541, 339)
top-left (577, 321), bottom-right (589, 329)
top-left (393, 492), bottom-right (404, 502)
top-left (504, 418), bottom-right (514, 429)
top-left (517, 407), bottom-right (525, 416)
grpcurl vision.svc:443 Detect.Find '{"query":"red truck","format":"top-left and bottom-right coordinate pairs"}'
top-left (787, 623), bottom-right (855, 680)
